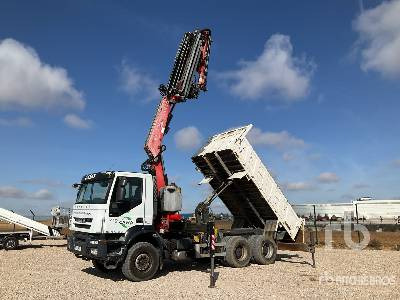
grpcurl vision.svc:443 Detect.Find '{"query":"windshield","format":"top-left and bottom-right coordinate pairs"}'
top-left (76, 179), bottom-right (112, 204)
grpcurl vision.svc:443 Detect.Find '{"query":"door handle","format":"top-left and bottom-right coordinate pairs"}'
top-left (136, 218), bottom-right (143, 223)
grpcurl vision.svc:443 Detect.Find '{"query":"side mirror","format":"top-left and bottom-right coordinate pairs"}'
top-left (116, 177), bottom-right (127, 202)
top-left (119, 177), bottom-right (127, 187)
top-left (116, 186), bottom-right (124, 202)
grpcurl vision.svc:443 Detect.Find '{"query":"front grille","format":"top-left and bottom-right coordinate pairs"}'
top-left (74, 223), bottom-right (91, 229)
top-left (74, 217), bottom-right (93, 223)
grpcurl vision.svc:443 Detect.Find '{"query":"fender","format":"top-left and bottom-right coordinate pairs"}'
top-left (124, 225), bottom-right (165, 251)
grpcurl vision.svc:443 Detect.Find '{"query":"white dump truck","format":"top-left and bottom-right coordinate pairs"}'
top-left (67, 125), bottom-right (307, 281)
top-left (67, 29), bottom-right (311, 282)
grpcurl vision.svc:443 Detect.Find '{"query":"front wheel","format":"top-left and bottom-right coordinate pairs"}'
top-left (4, 236), bottom-right (19, 251)
top-left (122, 242), bottom-right (160, 282)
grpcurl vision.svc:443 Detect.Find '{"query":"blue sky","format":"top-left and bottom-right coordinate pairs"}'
top-left (0, 1), bottom-right (399, 215)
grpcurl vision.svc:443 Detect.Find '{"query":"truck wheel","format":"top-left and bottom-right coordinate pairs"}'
top-left (92, 260), bottom-right (109, 273)
top-left (225, 236), bottom-right (251, 268)
top-left (122, 242), bottom-right (160, 282)
top-left (250, 235), bottom-right (277, 265)
top-left (4, 236), bottom-right (19, 251)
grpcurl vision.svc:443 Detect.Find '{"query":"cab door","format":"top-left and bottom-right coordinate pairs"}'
top-left (107, 176), bottom-right (145, 232)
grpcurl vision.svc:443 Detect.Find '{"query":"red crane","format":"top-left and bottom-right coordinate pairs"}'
top-left (142, 29), bottom-right (212, 195)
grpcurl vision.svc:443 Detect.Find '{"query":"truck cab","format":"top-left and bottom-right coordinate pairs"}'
top-left (67, 171), bottom-right (163, 276)
top-left (70, 171), bottom-right (154, 235)
top-left (68, 170), bottom-right (219, 282)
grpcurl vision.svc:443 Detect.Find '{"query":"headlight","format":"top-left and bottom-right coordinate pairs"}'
top-left (90, 248), bottom-right (98, 256)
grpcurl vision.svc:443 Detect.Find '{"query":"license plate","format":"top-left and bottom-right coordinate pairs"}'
top-left (74, 245), bottom-right (82, 252)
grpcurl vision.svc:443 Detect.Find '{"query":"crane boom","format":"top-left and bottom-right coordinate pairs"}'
top-left (142, 29), bottom-right (211, 194)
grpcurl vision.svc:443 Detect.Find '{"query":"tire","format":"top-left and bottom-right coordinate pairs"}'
top-left (250, 235), bottom-right (277, 265)
top-left (224, 236), bottom-right (251, 268)
top-left (122, 242), bottom-right (160, 282)
top-left (92, 260), bottom-right (109, 273)
top-left (4, 236), bottom-right (19, 251)
top-left (220, 236), bottom-right (233, 267)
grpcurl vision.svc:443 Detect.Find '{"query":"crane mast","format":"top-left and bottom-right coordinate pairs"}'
top-left (142, 29), bottom-right (211, 195)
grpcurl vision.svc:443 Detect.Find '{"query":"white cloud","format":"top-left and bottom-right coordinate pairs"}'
top-left (174, 126), bottom-right (203, 150)
top-left (353, 0), bottom-right (400, 77)
top-left (31, 189), bottom-right (53, 200)
top-left (218, 34), bottom-right (314, 101)
top-left (393, 159), bottom-right (400, 167)
top-left (0, 117), bottom-right (33, 127)
top-left (317, 172), bottom-right (340, 183)
top-left (248, 127), bottom-right (306, 150)
top-left (353, 183), bottom-right (370, 189)
top-left (64, 114), bottom-right (93, 129)
top-left (283, 181), bottom-right (314, 191)
top-left (119, 61), bottom-right (159, 102)
top-left (308, 153), bottom-right (321, 161)
top-left (0, 38), bottom-right (85, 111)
top-left (20, 178), bottom-right (65, 187)
top-left (0, 186), bottom-right (25, 198)
top-left (0, 186), bottom-right (53, 200)
top-left (282, 152), bottom-right (295, 161)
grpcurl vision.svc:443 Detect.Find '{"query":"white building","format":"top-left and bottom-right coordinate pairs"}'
top-left (292, 198), bottom-right (400, 222)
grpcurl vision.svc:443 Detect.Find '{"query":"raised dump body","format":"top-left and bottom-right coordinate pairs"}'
top-left (192, 125), bottom-right (303, 241)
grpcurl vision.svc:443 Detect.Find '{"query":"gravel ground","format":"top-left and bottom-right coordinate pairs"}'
top-left (0, 240), bottom-right (399, 299)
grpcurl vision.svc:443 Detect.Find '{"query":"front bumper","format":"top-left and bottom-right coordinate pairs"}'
top-left (67, 233), bottom-right (122, 262)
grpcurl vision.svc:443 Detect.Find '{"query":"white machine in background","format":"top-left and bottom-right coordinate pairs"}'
top-left (0, 206), bottom-right (69, 250)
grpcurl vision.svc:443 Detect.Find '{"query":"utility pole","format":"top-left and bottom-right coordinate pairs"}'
top-left (29, 210), bottom-right (35, 221)
top-left (313, 205), bottom-right (318, 244)
top-left (355, 203), bottom-right (361, 244)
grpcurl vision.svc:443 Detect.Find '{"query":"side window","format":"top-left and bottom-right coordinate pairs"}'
top-left (122, 177), bottom-right (143, 207)
top-left (109, 177), bottom-right (143, 217)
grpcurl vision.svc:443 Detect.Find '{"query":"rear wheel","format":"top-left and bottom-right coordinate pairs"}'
top-left (122, 242), bottom-right (160, 282)
top-left (250, 235), bottom-right (277, 265)
top-left (225, 236), bottom-right (251, 268)
top-left (4, 236), bottom-right (18, 251)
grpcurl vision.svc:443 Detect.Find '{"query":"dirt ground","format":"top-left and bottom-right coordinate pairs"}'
top-left (0, 239), bottom-right (399, 299)
top-left (314, 230), bottom-right (400, 250)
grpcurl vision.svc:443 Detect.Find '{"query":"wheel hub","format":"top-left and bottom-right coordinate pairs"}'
top-left (135, 253), bottom-right (151, 271)
top-left (262, 242), bottom-right (272, 259)
top-left (234, 245), bottom-right (245, 261)
top-left (6, 240), bottom-right (16, 248)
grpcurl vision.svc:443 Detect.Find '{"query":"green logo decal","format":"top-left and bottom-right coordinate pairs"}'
top-left (119, 216), bottom-right (134, 228)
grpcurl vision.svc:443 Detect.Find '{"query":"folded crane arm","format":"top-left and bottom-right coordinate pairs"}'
top-left (142, 29), bottom-right (212, 194)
